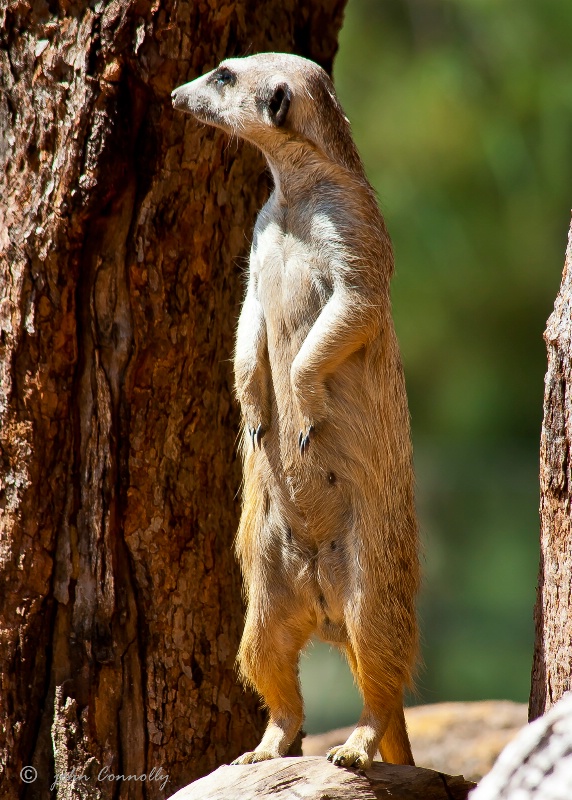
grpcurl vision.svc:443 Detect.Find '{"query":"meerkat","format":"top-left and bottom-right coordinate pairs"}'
top-left (172, 53), bottom-right (419, 770)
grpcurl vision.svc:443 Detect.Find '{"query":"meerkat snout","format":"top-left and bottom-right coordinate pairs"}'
top-left (171, 67), bottom-right (233, 126)
top-left (171, 81), bottom-right (205, 117)
top-left (170, 84), bottom-right (184, 106)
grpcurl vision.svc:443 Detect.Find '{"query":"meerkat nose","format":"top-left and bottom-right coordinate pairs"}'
top-left (171, 84), bottom-right (188, 111)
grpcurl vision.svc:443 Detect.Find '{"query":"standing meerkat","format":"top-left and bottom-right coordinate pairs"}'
top-left (172, 52), bottom-right (419, 770)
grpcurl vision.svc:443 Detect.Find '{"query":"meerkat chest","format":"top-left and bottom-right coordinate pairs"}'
top-left (252, 214), bottom-right (335, 335)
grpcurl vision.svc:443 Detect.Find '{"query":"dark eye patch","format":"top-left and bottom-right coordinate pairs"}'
top-left (210, 67), bottom-right (236, 88)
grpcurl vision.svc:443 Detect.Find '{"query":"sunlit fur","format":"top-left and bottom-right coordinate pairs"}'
top-left (172, 53), bottom-right (420, 770)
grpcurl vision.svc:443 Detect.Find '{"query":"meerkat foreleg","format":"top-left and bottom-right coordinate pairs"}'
top-left (291, 290), bottom-right (377, 453)
top-left (234, 286), bottom-right (270, 449)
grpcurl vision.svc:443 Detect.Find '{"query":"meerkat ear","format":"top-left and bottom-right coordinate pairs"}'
top-left (268, 83), bottom-right (291, 127)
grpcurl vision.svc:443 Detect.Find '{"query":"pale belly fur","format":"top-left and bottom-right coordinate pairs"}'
top-left (244, 222), bottom-right (391, 640)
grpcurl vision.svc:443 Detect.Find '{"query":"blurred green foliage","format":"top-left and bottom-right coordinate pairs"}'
top-left (300, 0), bottom-right (572, 733)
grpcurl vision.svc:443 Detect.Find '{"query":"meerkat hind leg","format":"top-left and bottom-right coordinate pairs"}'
top-left (232, 618), bottom-right (308, 765)
top-left (327, 644), bottom-right (412, 769)
top-left (379, 704), bottom-right (414, 765)
top-left (231, 694), bottom-right (303, 766)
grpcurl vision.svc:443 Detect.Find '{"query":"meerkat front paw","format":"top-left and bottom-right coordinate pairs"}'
top-left (326, 744), bottom-right (372, 769)
top-left (241, 398), bottom-right (269, 452)
top-left (231, 749), bottom-right (277, 765)
top-left (290, 364), bottom-right (326, 455)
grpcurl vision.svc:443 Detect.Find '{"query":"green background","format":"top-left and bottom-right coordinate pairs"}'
top-left (300, 0), bottom-right (572, 733)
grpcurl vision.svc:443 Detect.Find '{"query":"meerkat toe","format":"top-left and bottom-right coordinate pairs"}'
top-left (327, 745), bottom-right (371, 769)
top-left (231, 750), bottom-right (276, 765)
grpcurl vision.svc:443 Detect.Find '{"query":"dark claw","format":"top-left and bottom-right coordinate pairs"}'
top-left (248, 424), bottom-right (265, 451)
top-left (298, 425), bottom-right (314, 456)
top-left (255, 424), bottom-right (264, 449)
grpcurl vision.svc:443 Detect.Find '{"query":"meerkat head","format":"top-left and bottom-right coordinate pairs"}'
top-left (172, 53), bottom-right (362, 174)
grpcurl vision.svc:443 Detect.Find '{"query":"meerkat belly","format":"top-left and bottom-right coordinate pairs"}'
top-left (275, 524), bottom-right (350, 641)
top-left (251, 221), bottom-right (376, 630)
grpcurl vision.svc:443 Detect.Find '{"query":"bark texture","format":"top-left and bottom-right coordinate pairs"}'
top-left (530, 217), bottom-right (572, 721)
top-left (0, 1), bottom-right (346, 797)
top-left (168, 757), bottom-right (476, 800)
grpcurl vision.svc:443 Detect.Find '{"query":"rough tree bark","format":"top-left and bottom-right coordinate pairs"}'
top-left (0, 2), bottom-right (346, 797)
top-left (530, 216), bottom-right (572, 721)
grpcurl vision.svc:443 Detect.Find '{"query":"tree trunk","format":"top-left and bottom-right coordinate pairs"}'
top-left (0, 2), bottom-right (346, 797)
top-left (530, 216), bottom-right (572, 721)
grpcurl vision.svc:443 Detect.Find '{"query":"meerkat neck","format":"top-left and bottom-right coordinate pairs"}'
top-left (262, 137), bottom-right (360, 203)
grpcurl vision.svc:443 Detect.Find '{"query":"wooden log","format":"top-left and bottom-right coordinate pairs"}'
top-left (167, 756), bottom-right (475, 800)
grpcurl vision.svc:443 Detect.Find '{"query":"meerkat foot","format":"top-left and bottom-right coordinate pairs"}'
top-left (248, 423), bottom-right (265, 450)
top-left (326, 744), bottom-right (372, 770)
top-left (298, 424), bottom-right (314, 456)
top-left (231, 749), bottom-right (277, 765)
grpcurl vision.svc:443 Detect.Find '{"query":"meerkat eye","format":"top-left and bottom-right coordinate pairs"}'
top-left (212, 67), bottom-right (236, 88)
top-left (268, 83), bottom-right (291, 127)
